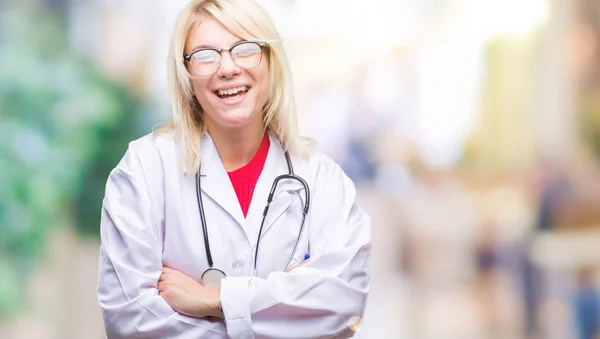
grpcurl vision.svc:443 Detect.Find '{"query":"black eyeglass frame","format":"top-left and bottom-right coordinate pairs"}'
top-left (183, 40), bottom-right (268, 63)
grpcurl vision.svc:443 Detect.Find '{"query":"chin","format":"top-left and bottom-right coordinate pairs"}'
top-left (218, 108), bottom-right (257, 128)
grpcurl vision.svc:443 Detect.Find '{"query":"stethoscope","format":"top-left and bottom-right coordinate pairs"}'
top-left (196, 150), bottom-right (310, 288)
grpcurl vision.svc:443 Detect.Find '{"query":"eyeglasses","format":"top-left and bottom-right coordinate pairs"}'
top-left (183, 41), bottom-right (268, 77)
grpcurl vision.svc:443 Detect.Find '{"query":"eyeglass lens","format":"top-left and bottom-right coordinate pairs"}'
top-left (189, 42), bottom-right (263, 76)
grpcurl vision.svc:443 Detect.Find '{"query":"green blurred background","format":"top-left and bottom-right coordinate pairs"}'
top-left (0, 0), bottom-right (147, 318)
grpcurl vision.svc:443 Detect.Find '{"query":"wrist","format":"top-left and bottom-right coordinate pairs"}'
top-left (210, 288), bottom-right (224, 318)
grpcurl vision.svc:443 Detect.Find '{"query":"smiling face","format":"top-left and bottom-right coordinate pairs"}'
top-left (185, 17), bottom-right (270, 133)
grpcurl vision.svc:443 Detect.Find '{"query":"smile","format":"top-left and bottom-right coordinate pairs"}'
top-left (212, 85), bottom-right (250, 106)
top-left (214, 85), bottom-right (249, 99)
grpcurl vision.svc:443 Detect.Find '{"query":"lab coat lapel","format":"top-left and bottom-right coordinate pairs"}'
top-left (244, 133), bottom-right (305, 246)
top-left (198, 134), bottom-right (246, 228)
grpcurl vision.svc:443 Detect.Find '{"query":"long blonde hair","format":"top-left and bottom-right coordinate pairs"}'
top-left (157, 0), bottom-right (314, 175)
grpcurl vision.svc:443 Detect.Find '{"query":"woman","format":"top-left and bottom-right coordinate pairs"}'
top-left (97, 0), bottom-right (371, 338)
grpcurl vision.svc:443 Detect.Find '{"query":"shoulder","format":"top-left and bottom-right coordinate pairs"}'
top-left (123, 129), bottom-right (177, 165)
top-left (294, 147), bottom-right (354, 192)
top-left (106, 130), bottom-right (178, 208)
top-left (304, 149), bottom-right (339, 174)
top-left (113, 129), bottom-right (179, 180)
top-left (128, 129), bottom-right (176, 159)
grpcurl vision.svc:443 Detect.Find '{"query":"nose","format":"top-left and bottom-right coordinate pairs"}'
top-left (216, 51), bottom-right (241, 78)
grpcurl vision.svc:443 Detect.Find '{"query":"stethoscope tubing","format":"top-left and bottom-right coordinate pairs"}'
top-left (253, 173), bottom-right (310, 274)
top-left (195, 150), bottom-right (310, 276)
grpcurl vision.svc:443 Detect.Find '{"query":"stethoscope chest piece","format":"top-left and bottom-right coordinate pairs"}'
top-left (201, 267), bottom-right (227, 288)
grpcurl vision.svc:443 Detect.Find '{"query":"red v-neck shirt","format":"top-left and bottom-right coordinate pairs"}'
top-left (227, 133), bottom-right (270, 217)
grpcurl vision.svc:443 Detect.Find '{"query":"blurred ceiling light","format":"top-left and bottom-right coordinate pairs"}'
top-left (259, 0), bottom-right (428, 60)
top-left (465, 0), bottom-right (549, 38)
top-left (347, 0), bottom-right (423, 58)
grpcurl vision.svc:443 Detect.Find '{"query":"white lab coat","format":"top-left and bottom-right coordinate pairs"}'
top-left (97, 130), bottom-right (371, 339)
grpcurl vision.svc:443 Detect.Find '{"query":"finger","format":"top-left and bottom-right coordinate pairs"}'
top-left (285, 259), bottom-right (311, 272)
top-left (295, 259), bottom-right (310, 267)
top-left (285, 262), bottom-right (301, 272)
top-left (162, 267), bottom-right (171, 274)
top-left (285, 263), bottom-right (296, 272)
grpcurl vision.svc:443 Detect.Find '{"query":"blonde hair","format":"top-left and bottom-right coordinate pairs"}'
top-left (157, 0), bottom-right (314, 175)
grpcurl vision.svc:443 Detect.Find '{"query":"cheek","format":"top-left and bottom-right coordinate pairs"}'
top-left (191, 79), bottom-right (205, 96)
top-left (191, 79), bottom-right (214, 104)
top-left (254, 69), bottom-right (271, 103)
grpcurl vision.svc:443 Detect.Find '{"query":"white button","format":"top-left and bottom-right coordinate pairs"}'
top-left (231, 260), bottom-right (245, 269)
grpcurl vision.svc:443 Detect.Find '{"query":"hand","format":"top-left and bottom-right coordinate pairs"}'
top-left (158, 267), bottom-right (222, 318)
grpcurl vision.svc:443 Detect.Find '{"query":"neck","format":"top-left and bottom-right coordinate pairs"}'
top-left (207, 122), bottom-right (266, 172)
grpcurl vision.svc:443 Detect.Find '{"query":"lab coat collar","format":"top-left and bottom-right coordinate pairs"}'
top-left (198, 131), bottom-right (306, 246)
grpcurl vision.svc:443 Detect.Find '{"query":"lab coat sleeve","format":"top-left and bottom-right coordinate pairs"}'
top-left (220, 157), bottom-right (371, 339)
top-left (97, 148), bottom-right (224, 339)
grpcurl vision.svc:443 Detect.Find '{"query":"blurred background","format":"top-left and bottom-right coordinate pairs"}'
top-left (2, 0), bottom-right (600, 338)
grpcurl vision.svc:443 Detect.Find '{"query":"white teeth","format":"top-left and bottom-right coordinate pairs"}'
top-left (217, 86), bottom-right (248, 97)
top-left (223, 94), bottom-right (241, 100)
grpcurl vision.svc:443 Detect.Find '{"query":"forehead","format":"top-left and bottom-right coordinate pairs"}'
top-left (185, 17), bottom-right (242, 52)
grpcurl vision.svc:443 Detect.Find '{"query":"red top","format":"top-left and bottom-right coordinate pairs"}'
top-left (227, 133), bottom-right (270, 217)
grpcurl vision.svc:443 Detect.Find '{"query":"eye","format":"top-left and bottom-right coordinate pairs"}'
top-left (232, 43), bottom-right (261, 57)
top-left (192, 50), bottom-right (219, 63)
